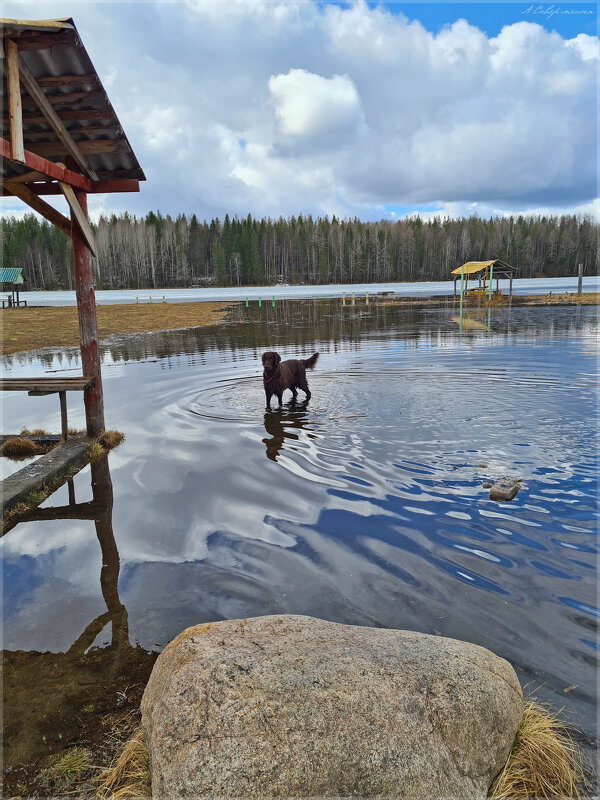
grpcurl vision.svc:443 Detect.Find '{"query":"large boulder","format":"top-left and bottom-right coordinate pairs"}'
top-left (141, 615), bottom-right (522, 799)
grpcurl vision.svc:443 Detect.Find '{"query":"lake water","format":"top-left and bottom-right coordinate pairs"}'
top-left (17, 274), bottom-right (600, 306)
top-left (1, 300), bottom-right (598, 771)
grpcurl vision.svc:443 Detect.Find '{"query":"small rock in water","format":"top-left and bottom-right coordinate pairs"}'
top-left (482, 482), bottom-right (493, 489)
top-left (490, 476), bottom-right (521, 502)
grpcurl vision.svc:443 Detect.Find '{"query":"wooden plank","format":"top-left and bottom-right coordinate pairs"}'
top-left (2, 178), bottom-right (140, 196)
top-left (17, 53), bottom-right (97, 179)
top-left (4, 169), bottom-right (48, 182)
top-left (36, 74), bottom-right (98, 86)
top-left (0, 377), bottom-right (94, 391)
top-left (5, 39), bottom-right (25, 163)
top-left (71, 189), bottom-right (105, 436)
top-left (11, 127), bottom-right (123, 140)
top-left (59, 181), bottom-right (97, 256)
top-left (1, 138), bottom-right (92, 190)
top-left (1, 180), bottom-right (72, 236)
top-left (2, 109), bottom-right (118, 123)
top-left (28, 139), bottom-right (129, 157)
top-left (1, 437), bottom-right (89, 516)
top-left (4, 31), bottom-right (75, 51)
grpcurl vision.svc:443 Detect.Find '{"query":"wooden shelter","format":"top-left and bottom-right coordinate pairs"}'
top-left (451, 260), bottom-right (517, 298)
top-left (0, 266), bottom-right (25, 306)
top-left (1, 17), bottom-right (145, 435)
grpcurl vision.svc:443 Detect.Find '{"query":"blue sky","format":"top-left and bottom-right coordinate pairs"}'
top-left (1, 0), bottom-right (598, 222)
top-left (377, 2), bottom-right (596, 38)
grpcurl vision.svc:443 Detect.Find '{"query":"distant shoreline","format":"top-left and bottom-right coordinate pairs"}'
top-left (0, 293), bottom-right (597, 357)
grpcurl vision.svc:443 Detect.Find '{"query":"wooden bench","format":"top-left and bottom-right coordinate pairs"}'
top-left (0, 377), bottom-right (94, 439)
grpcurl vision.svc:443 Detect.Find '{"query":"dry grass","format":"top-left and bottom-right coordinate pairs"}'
top-left (20, 427), bottom-right (49, 436)
top-left (96, 727), bottom-right (151, 800)
top-left (1, 437), bottom-right (42, 458)
top-left (489, 701), bottom-right (586, 800)
top-left (0, 301), bottom-right (231, 355)
top-left (533, 291), bottom-right (599, 306)
top-left (98, 430), bottom-right (126, 449)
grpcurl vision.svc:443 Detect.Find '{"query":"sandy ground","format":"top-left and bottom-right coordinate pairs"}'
top-left (0, 301), bottom-right (231, 356)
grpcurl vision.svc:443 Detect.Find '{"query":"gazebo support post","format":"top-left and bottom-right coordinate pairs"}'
top-left (71, 188), bottom-right (104, 436)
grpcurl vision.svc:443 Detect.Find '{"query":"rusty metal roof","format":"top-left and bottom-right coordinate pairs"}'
top-left (1, 17), bottom-right (145, 185)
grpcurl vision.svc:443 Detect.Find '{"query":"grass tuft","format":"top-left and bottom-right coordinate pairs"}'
top-left (489, 700), bottom-right (586, 800)
top-left (99, 430), bottom-right (126, 450)
top-left (96, 727), bottom-right (151, 799)
top-left (2, 437), bottom-right (40, 457)
top-left (37, 747), bottom-right (95, 794)
top-left (87, 441), bottom-right (107, 462)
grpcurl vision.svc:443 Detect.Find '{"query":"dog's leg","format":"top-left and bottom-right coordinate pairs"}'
top-left (298, 376), bottom-right (311, 401)
top-left (291, 386), bottom-right (298, 401)
top-left (276, 392), bottom-right (283, 406)
top-left (265, 389), bottom-right (273, 409)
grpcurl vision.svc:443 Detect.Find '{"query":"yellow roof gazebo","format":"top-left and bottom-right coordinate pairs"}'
top-left (451, 259), bottom-right (517, 297)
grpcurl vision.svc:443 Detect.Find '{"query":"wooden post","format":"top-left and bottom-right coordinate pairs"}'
top-left (71, 188), bottom-right (105, 436)
top-left (509, 274), bottom-right (513, 297)
top-left (59, 390), bottom-right (68, 440)
top-left (488, 264), bottom-right (493, 302)
top-left (453, 277), bottom-right (456, 298)
top-left (578, 264), bottom-right (583, 295)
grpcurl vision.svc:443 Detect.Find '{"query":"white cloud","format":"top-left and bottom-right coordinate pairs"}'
top-left (269, 69), bottom-right (363, 139)
top-left (0, 0), bottom-right (597, 222)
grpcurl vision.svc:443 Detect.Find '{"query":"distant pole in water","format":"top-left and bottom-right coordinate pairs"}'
top-left (487, 306), bottom-right (491, 337)
top-left (352, 292), bottom-right (355, 306)
top-left (459, 266), bottom-right (464, 336)
top-left (259, 297), bottom-right (261, 307)
top-left (578, 263), bottom-right (583, 295)
top-left (245, 297), bottom-right (248, 307)
top-left (342, 292), bottom-right (346, 306)
top-left (366, 291), bottom-right (369, 306)
top-left (272, 296), bottom-right (275, 307)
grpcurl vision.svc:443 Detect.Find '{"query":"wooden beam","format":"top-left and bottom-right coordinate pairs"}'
top-left (1, 138), bottom-right (92, 190)
top-left (6, 127), bottom-right (123, 140)
top-left (37, 74), bottom-right (99, 86)
top-left (3, 169), bottom-right (48, 183)
top-left (5, 40), bottom-right (25, 163)
top-left (28, 139), bottom-right (130, 157)
top-left (71, 188), bottom-right (105, 436)
top-left (59, 181), bottom-right (97, 256)
top-left (2, 178), bottom-right (140, 196)
top-left (17, 54), bottom-right (97, 179)
top-left (0, 180), bottom-right (71, 236)
top-left (2, 109), bottom-right (118, 124)
top-left (21, 90), bottom-right (106, 108)
top-left (3, 32), bottom-right (75, 51)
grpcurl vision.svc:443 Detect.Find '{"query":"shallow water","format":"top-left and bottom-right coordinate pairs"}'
top-left (2, 300), bottom-right (598, 767)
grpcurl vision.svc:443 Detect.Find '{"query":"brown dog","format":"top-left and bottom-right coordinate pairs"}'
top-left (262, 351), bottom-right (319, 408)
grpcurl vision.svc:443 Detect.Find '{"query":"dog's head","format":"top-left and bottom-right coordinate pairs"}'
top-left (262, 351), bottom-right (281, 374)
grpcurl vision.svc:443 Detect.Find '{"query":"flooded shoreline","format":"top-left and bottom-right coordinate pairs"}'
top-left (2, 300), bottom-right (598, 790)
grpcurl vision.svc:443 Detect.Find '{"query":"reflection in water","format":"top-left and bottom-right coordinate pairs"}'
top-left (2, 457), bottom-right (156, 772)
top-left (263, 401), bottom-right (312, 461)
top-left (1, 301), bottom-right (598, 768)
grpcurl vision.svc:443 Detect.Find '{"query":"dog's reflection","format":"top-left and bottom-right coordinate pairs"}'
top-left (263, 400), bottom-right (313, 462)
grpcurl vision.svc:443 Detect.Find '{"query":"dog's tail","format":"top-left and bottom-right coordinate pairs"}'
top-left (302, 352), bottom-right (319, 370)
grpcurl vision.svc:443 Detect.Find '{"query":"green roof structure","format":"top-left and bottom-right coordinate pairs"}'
top-left (0, 267), bottom-right (24, 284)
